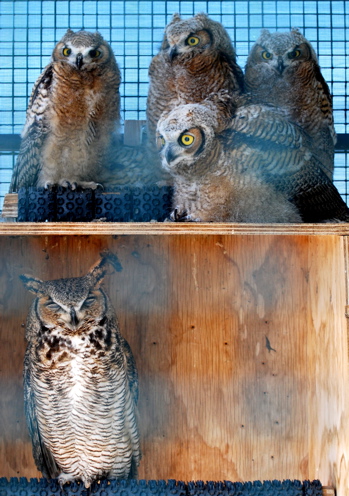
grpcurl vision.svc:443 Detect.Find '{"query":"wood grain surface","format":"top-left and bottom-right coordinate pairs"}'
top-left (0, 233), bottom-right (348, 493)
top-left (1, 222), bottom-right (349, 236)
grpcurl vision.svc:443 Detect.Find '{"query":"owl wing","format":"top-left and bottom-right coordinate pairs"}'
top-left (229, 104), bottom-right (349, 222)
top-left (267, 160), bottom-right (349, 222)
top-left (120, 335), bottom-right (139, 405)
top-left (9, 64), bottom-right (53, 192)
top-left (310, 124), bottom-right (336, 181)
top-left (146, 52), bottom-right (177, 142)
top-left (111, 320), bottom-right (141, 478)
top-left (23, 346), bottom-right (60, 479)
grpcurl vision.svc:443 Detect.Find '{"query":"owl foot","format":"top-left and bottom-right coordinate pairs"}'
top-left (169, 208), bottom-right (200, 222)
top-left (74, 181), bottom-right (103, 190)
top-left (58, 472), bottom-right (76, 488)
top-left (43, 181), bottom-right (57, 190)
top-left (43, 180), bottom-right (78, 190)
top-left (59, 180), bottom-right (78, 190)
top-left (54, 180), bottom-right (103, 190)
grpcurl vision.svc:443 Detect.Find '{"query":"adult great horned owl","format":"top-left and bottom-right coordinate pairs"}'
top-left (245, 28), bottom-right (336, 180)
top-left (21, 253), bottom-right (141, 487)
top-left (9, 29), bottom-right (121, 192)
top-left (146, 12), bottom-right (244, 163)
top-left (156, 103), bottom-right (302, 223)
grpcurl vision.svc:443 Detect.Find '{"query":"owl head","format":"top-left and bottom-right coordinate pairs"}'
top-left (52, 29), bottom-right (117, 71)
top-left (20, 252), bottom-right (122, 330)
top-left (245, 28), bottom-right (318, 78)
top-left (162, 12), bottom-right (237, 62)
top-left (156, 103), bottom-right (219, 176)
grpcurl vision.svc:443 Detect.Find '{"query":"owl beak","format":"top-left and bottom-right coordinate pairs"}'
top-left (76, 53), bottom-right (84, 69)
top-left (169, 46), bottom-right (178, 62)
top-left (70, 307), bottom-right (79, 326)
top-left (277, 56), bottom-right (285, 74)
top-left (165, 146), bottom-right (177, 164)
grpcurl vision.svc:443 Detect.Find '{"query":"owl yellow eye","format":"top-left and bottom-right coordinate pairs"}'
top-left (180, 133), bottom-right (195, 147)
top-left (187, 36), bottom-right (200, 47)
top-left (288, 49), bottom-right (301, 59)
top-left (262, 50), bottom-right (272, 60)
top-left (63, 47), bottom-right (71, 57)
top-left (89, 49), bottom-right (101, 58)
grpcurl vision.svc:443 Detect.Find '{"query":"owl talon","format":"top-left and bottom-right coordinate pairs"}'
top-left (170, 208), bottom-right (197, 222)
top-left (58, 472), bottom-right (76, 488)
top-left (43, 181), bottom-right (55, 190)
top-left (57, 180), bottom-right (77, 190)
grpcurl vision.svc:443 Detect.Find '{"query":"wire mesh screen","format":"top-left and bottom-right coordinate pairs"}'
top-left (0, 1), bottom-right (348, 211)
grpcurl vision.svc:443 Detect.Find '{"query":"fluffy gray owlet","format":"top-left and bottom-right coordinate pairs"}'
top-left (9, 29), bottom-right (122, 192)
top-left (245, 28), bottom-right (336, 180)
top-left (146, 12), bottom-right (244, 182)
top-left (21, 253), bottom-right (141, 487)
top-left (156, 103), bottom-right (302, 223)
top-left (228, 103), bottom-right (349, 223)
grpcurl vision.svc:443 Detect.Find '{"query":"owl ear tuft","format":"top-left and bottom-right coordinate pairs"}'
top-left (196, 12), bottom-right (208, 21)
top-left (100, 250), bottom-right (123, 272)
top-left (19, 274), bottom-right (44, 294)
top-left (88, 251), bottom-right (123, 287)
top-left (171, 13), bottom-right (181, 23)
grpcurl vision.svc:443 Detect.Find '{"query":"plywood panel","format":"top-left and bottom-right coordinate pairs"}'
top-left (0, 234), bottom-right (348, 493)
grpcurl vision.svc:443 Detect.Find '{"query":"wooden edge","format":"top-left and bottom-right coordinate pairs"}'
top-left (2, 195), bottom-right (349, 236)
top-left (343, 237), bottom-right (349, 362)
top-left (1, 193), bottom-right (17, 219)
top-left (0, 221), bottom-right (349, 236)
top-left (322, 487), bottom-right (336, 496)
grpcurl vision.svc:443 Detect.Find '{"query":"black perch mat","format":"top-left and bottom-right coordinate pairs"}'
top-left (17, 186), bottom-right (173, 222)
top-left (0, 478), bottom-right (323, 496)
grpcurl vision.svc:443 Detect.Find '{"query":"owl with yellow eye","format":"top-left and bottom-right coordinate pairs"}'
top-left (245, 28), bottom-right (336, 180)
top-left (146, 12), bottom-right (244, 175)
top-left (9, 29), bottom-right (122, 192)
top-left (156, 103), bottom-right (303, 223)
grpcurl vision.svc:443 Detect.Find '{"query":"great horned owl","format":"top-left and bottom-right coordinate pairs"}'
top-left (245, 28), bottom-right (336, 180)
top-left (9, 29), bottom-right (121, 192)
top-left (20, 253), bottom-right (141, 488)
top-left (146, 12), bottom-right (244, 174)
top-left (156, 103), bottom-right (302, 223)
top-left (229, 104), bottom-right (349, 222)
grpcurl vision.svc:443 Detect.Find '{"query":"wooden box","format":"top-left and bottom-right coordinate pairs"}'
top-left (0, 223), bottom-right (348, 494)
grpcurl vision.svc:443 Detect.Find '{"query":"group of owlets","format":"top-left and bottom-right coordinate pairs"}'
top-left (10, 12), bottom-right (349, 223)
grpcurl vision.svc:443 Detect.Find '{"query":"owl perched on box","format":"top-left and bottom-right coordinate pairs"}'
top-left (156, 103), bottom-right (302, 223)
top-left (156, 102), bottom-right (349, 223)
top-left (21, 253), bottom-right (141, 488)
top-left (146, 12), bottom-right (244, 169)
top-left (9, 29), bottom-right (122, 192)
top-left (245, 28), bottom-right (336, 180)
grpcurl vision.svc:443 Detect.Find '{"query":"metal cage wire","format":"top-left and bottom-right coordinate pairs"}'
top-left (0, 0), bottom-right (348, 210)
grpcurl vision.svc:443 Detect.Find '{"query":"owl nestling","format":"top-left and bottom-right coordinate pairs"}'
top-left (146, 12), bottom-right (244, 166)
top-left (229, 103), bottom-right (349, 222)
top-left (10, 29), bottom-right (121, 192)
top-left (21, 253), bottom-right (141, 487)
top-left (156, 103), bottom-right (302, 223)
top-left (245, 28), bottom-right (336, 180)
